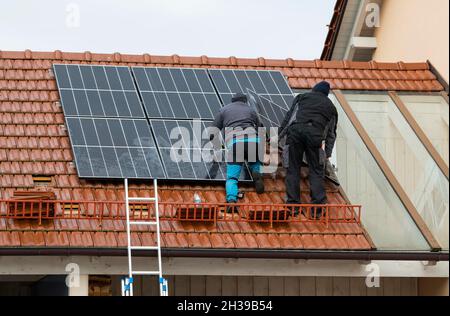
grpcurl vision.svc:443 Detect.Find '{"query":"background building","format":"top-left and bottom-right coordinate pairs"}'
top-left (322, 0), bottom-right (449, 296)
top-left (322, 0), bottom-right (449, 85)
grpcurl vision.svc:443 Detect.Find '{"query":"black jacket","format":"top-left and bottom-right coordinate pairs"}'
top-left (280, 92), bottom-right (338, 157)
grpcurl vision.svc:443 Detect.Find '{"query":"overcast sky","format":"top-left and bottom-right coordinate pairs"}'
top-left (2, 0), bottom-right (335, 60)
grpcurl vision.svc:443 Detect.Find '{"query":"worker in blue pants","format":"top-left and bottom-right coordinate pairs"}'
top-left (210, 93), bottom-right (265, 213)
top-left (226, 138), bottom-right (263, 203)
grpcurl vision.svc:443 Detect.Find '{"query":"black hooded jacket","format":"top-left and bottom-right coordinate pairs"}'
top-left (280, 91), bottom-right (338, 158)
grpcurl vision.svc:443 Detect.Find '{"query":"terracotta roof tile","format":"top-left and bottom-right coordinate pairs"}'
top-left (318, 60), bottom-right (345, 69)
top-left (236, 233), bottom-right (259, 248)
top-left (77, 219), bottom-right (101, 231)
top-left (69, 231), bottom-right (93, 247)
top-left (163, 233), bottom-right (189, 248)
top-left (116, 232), bottom-right (140, 247)
top-left (4, 218), bottom-right (29, 230)
top-left (45, 231), bottom-right (70, 247)
top-left (0, 221), bottom-right (375, 250)
top-left (0, 231), bottom-right (21, 246)
top-left (92, 231), bottom-right (117, 248)
top-left (54, 219), bottom-right (78, 231)
top-left (19, 231), bottom-right (45, 246)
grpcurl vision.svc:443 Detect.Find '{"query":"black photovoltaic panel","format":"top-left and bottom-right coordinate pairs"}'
top-left (54, 64), bottom-right (166, 179)
top-left (132, 67), bottom-right (222, 119)
top-left (247, 89), bottom-right (288, 127)
top-left (208, 69), bottom-right (294, 112)
top-left (150, 120), bottom-right (252, 181)
top-left (53, 64), bottom-right (145, 118)
top-left (66, 117), bottom-right (166, 179)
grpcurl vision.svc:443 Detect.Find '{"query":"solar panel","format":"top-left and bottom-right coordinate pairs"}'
top-left (54, 64), bottom-right (145, 118)
top-left (132, 67), bottom-right (223, 119)
top-left (247, 89), bottom-right (288, 127)
top-left (149, 119), bottom-right (252, 181)
top-left (208, 69), bottom-right (294, 113)
top-left (54, 64), bottom-right (166, 179)
top-left (66, 117), bottom-right (166, 179)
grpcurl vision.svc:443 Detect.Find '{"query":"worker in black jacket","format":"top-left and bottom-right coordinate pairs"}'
top-left (279, 81), bottom-right (337, 218)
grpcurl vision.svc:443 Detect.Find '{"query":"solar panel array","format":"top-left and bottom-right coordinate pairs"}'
top-left (54, 64), bottom-right (145, 118)
top-left (150, 120), bottom-right (251, 181)
top-left (54, 64), bottom-right (165, 179)
top-left (247, 89), bottom-right (288, 128)
top-left (54, 64), bottom-right (294, 181)
top-left (208, 69), bottom-right (294, 112)
top-left (66, 117), bottom-right (165, 179)
top-left (132, 67), bottom-right (222, 119)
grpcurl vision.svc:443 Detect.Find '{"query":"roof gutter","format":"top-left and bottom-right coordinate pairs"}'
top-left (0, 248), bottom-right (448, 261)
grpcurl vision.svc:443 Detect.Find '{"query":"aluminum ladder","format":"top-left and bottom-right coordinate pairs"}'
top-left (121, 178), bottom-right (168, 296)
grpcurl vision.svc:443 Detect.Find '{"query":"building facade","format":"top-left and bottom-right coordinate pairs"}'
top-left (322, 0), bottom-right (449, 84)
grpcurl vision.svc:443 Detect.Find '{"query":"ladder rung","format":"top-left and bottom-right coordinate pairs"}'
top-left (128, 197), bottom-right (156, 201)
top-left (132, 271), bottom-right (160, 275)
top-left (130, 246), bottom-right (159, 250)
top-left (129, 221), bottom-right (158, 225)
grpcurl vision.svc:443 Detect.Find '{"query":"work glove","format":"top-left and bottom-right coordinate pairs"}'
top-left (319, 141), bottom-right (327, 169)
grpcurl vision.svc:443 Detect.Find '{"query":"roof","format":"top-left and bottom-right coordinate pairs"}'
top-left (321, 0), bottom-right (384, 62)
top-left (0, 50), bottom-right (443, 91)
top-left (0, 49), bottom-right (445, 254)
top-left (321, 0), bottom-right (348, 60)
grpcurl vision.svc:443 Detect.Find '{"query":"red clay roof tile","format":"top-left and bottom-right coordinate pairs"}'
top-left (139, 232), bottom-right (157, 247)
top-left (69, 231), bottom-right (94, 247)
top-left (116, 232), bottom-right (140, 247)
top-left (213, 233), bottom-right (236, 248)
top-left (92, 231), bottom-right (117, 247)
top-left (0, 231), bottom-right (21, 246)
top-left (163, 232), bottom-right (189, 248)
top-left (19, 231), bottom-right (45, 246)
top-left (54, 219), bottom-right (78, 230)
top-left (237, 233), bottom-right (259, 248)
top-left (45, 231), bottom-right (70, 247)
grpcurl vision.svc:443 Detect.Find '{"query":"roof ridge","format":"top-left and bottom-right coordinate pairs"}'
top-left (0, 49), bottom-right (430, 71)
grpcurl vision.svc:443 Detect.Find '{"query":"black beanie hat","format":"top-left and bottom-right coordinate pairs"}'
top-left (231, 92), bottom-right (248, 103)
top-left (312, 81), bottom-right (331, 96)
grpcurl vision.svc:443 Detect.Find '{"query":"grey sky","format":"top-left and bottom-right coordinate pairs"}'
top-left (2, 0), bottom-right (335, 60)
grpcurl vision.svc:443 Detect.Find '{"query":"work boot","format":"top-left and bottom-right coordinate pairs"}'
top-left (251, 171), bottom-right (265, 194)
top-left (287, 205), bottom-right (300, 217)
top-left (301, 207), bottom-right (320, 220)
top-left (226, 201), bottom-right (239, 214)
top-left (312, 207), bottom-right (326, 220)
top-left (301, 207), bottom-right (309, 218)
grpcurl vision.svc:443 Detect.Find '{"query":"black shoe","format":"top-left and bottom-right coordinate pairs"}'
top-left (226, 201), bottom-right (239, 214)
top-left (301, 207), bottom-right (317, 219)
top-left (251, 171), bottom-right (265, 194)
top-left (312, 207), bottom-right (326, 220)
top-left (301, 207), bottom-right (308, 218)
top-left (287, 205), bottom-right (300, 217)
